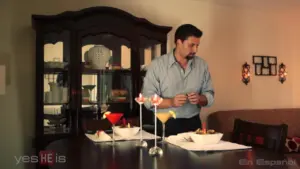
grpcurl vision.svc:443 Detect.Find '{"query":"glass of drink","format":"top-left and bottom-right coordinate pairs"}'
top-left (103, 112), bottom-right (123, 145)
top-left (156, 111), bottom-right (176, 142)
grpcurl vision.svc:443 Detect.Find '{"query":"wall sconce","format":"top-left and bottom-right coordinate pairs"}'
top-left (242, 62), bottom-right (250, 85)
top-left (278, 63), bottom-right (287, 83)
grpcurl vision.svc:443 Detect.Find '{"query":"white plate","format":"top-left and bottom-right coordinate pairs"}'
top-left (188, 132), bottom-right (223, 145)
top-left (113, 126), bottom-right (140, 138)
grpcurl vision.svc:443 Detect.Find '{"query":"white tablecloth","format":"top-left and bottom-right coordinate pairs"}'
top-left (85, 130), bottom-right (160, 142)
top-left (166, 133), bottom-right (252, 151)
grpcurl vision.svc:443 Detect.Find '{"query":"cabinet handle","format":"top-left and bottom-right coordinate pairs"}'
top-left (71, 89), bottom-right (77, 95)
top-left (75, 108), bottom-right (79, 135)
top-left (71, 89), bottom-right (82, 95)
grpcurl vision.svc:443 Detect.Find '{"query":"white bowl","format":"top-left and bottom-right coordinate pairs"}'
top-left (113, 126), bottom-right (140, 138)
top-left (188, 132), bottom-right (223, 145)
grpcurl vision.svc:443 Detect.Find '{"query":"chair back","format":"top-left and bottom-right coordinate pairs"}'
top-left (232, 118), bottom-right (288, 153)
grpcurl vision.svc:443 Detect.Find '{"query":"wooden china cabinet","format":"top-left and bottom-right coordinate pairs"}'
top-left (32, 6), bottom-right (172, 151)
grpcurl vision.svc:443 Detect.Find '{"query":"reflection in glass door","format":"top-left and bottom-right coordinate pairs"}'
top-left (80, 33), bottom-right (133, 120)
top-left (43, 31), bottom-right (71, 135)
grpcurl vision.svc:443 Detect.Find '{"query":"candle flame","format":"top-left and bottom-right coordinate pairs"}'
top-left (154, 94), bottom-right (158, 101)
top-left (135, 93), bottom-right (145, 104)
top-left (202, 122), bottom-right (206, 134)
top-left (150, 94), bottom-right (163, 106)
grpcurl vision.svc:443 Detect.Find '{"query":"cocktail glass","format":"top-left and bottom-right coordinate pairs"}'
top-left (104, 112), bottom-right (123, 145)
top-left (156, 111), bottom-right (176, 142)
top-left (82, 85), bottom-right (96, 103)
top-left (148, 94), bottom-right (164, 157)
top-left (135, 93), bottom-right (148, 148)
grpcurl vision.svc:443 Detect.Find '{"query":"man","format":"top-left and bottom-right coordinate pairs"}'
top-left (142, 24), bottom-right (215, 136)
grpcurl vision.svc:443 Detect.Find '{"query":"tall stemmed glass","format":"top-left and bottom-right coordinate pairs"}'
top-left (148, 94), bottom-right (163, 156)
top-left (103, 112), bottom-right (123, 145)
top-left (82, 85), bottom-right (96, 103)
top-left (135, 93), bottom-right (148, 147)
top-left (156, 111), bottom-right (176, 142)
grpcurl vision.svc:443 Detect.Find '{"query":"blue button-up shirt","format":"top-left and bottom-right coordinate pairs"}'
top-left (142, 49), bottom-right (215, 118)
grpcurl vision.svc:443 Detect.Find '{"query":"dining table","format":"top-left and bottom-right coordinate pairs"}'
top-left (44, 134), bottom-right (300, 169)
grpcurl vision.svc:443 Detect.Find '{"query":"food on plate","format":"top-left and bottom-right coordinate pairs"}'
top-left (195, 128), bottom-right (216, 134)
top-left (120, 123), bottom-right (134, 128)
top-left (189, 129), bottom-right (223, 145)
top-left (94, 130), bottom-right (112, 141)
top-left (95, 130), bottom-right (104, 138)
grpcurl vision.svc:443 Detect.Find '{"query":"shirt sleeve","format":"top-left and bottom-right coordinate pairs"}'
top-left (141, 61), bottom-right (160, 110)
top-left (201, 63), bottom-right (215, 107)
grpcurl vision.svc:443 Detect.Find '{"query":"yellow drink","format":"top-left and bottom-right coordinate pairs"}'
top-left (156, 111), bottom-right (176, 141)
top-left (156, 113), bottom-right (171, 124)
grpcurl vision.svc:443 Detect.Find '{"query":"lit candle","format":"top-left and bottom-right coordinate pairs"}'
top-left (136, 92), bottom-right (148, 147)
top-left (202, 122), bottom-right (206, 134)
top-left (135, 93), bottom-right (145, 104)
top-left (151, 94), bottom-right (162, 106)
top-left (153, 94), bottom-right (158, 102)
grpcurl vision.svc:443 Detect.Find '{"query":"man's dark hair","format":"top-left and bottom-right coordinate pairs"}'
top-left (174, 24), bottom-right (203, 44)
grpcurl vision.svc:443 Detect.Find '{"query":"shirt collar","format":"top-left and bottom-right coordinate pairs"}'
top-left (168, 49), bottom-right (177, 68)
top-left (168, 48), bottom-right (195, 68)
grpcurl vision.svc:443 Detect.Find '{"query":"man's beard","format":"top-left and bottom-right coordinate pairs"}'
top-left (187, 53), bottom-right (195, 60)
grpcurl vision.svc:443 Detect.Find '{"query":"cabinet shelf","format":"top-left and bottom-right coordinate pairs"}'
top-left (82, 68), bottom-right (131, 75)
top-left (107, 101), bottom-right (130, 104)
top-left (43, 131), bottom-right (70, 135)
top-left (44, 103), bottom-right (68, 105)
top-left (82, 101), bottom-right (130, 105)
top-left (82, 103), bottom-right (98, 105)
top-left (44, 68), bottom-right (68, 74)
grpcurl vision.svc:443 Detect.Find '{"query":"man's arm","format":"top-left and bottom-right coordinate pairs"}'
top-left (199, 63), bottom-right (215, 107)
top-left (157, 98), bottom-right (173, 109)
top-left (142, 61), bottom-right (174, 110)
top-left (198, 95), bottom-right (208, 107)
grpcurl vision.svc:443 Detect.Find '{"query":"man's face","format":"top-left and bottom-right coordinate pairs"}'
top-left (177, 36), bottom-right (200, 59)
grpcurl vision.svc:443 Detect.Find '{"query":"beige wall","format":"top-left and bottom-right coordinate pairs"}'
top-left (1, 0), bottom-right (300, 168)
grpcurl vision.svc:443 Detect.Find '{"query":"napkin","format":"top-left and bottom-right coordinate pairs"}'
top-left (85, 130), bottom-right (160, 142)
top-left (85, 130), bottom-right (112, 142)
top-left (166, 133), bottom-right (252, 151)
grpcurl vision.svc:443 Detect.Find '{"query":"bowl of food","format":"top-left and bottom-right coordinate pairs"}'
top-left (113, 123), bottom-right (140, 138)
top-left (188, 129), bottom-right (223, 145)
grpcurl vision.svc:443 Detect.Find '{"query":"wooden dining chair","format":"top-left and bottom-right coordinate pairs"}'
top-left (232, 118), bottom-right (288, 153)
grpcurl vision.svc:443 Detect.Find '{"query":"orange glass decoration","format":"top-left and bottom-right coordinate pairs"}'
top-left (242, 62), bottom-right (250, 85)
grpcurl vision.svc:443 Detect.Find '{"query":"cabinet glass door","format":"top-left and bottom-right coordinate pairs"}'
top-left (43, 31), bottom-right (71, 135)
top-left (139, 35), bottom-right (163, 84)
top-left (81, 33), bottom-right (133, 120)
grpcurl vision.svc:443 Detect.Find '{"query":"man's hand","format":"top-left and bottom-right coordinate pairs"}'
top-left (187, 92), bottom-right (200, 104)
top-left (171, 94), bottom-right (187, 107)
top-left (187, 92), bottom-right (208, 106)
